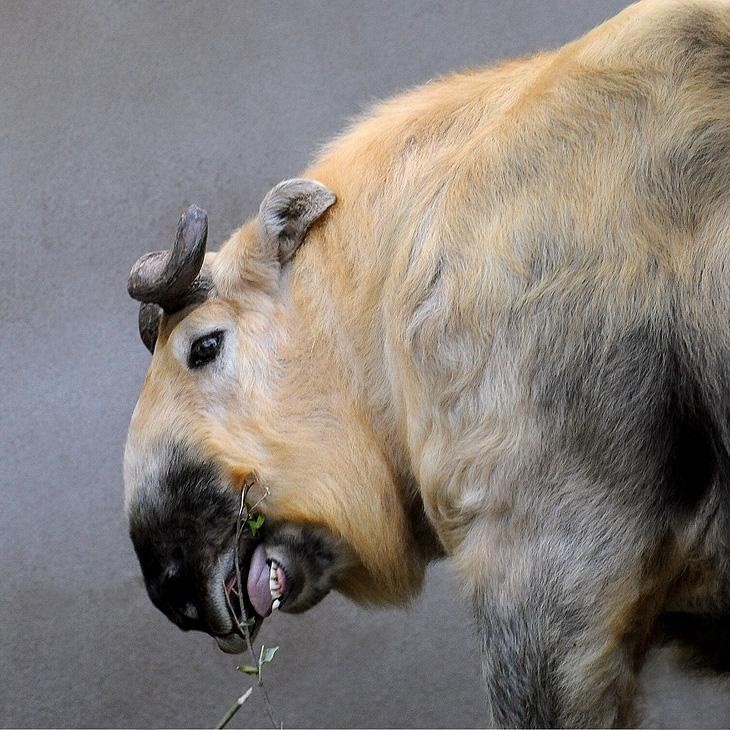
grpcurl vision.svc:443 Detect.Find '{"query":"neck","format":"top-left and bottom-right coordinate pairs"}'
top-left (256, 236), bottom-right (442, 604)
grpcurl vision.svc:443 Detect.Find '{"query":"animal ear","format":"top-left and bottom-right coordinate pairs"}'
top-left (258, 178), bottom-right (336, 264)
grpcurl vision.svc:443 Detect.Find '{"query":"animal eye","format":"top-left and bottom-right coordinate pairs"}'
top-left (188, 331), bottom-right (224, 369)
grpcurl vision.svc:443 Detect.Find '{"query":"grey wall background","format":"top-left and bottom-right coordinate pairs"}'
top-left (2, 1), bottom-right (729, 727)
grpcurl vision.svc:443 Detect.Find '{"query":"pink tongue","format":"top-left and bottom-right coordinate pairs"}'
top-left (246, 544), bottom-right (272, 617)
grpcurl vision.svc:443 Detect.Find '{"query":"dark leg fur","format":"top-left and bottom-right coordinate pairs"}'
top-left (472, 531), bottom-right (660, 728)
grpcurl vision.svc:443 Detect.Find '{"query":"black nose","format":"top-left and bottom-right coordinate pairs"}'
top-left (126, 448), bottom-right (241, 634)
top-left (145, 555), bottom-right (207, 632)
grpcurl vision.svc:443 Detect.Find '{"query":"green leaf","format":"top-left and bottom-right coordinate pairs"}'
top-left (236, 664), bottom-right (260, 676)
top-left (259, 645), bottom-right (279, 664)
top-left (246, 514), bottom-right (265, 536)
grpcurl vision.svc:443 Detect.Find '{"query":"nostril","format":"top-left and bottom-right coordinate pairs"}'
top-left (161, 561), bottom-right (183, 586)
top-left (180, 602), bottom-right (199, 621)
top-left (174, 603), bottom-right (204, 632)
top-left (158, 563), bottom-right (185, 602)
top-left (154, 562), bottom-right (205, 631)
top-left (170, 545), bottom-right (184, 564)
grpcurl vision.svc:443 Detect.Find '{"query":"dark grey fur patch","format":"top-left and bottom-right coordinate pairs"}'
top-left (673, 7), bottom-right (730, 88)
top-left (636, 120), bottom-right (730, 231)
top-left (530, 320), bottom-right (721, 514)
top-left (660, 367), bottom-right (720, 511)
top-left (474, 584), bottom-right (565, 727)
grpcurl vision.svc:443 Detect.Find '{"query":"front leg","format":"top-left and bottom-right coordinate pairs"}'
top-left (465, 518), bottom-right (671, 727)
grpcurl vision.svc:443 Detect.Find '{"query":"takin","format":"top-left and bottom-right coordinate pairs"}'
top-left (124, 0), bottom-right (730, 725)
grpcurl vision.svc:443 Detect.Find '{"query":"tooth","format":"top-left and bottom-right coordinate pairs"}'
top-left (270, 587), bottom-right (282, 599)
top-left (272, 599), bottom-right (281, 610)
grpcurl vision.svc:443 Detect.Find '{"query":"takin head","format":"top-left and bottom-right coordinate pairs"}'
top-left (123, 180), bottom-right (436, 653)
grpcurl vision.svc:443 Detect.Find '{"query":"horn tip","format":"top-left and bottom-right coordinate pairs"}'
top-left (184, 203), bottom-right (208, 222)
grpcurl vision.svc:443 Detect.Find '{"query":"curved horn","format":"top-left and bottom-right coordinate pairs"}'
top-left (127, 205), bottom-right (208, 312)
top-left (138, 302), bottom-right (163, 354)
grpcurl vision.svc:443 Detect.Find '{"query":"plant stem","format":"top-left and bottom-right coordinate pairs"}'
top-left (229, 480), bottom-right (280, 729)
top-left (215, 687), bottom-right (253, 729)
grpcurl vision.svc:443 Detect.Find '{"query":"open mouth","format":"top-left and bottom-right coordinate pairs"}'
top-left (214, 543), bottom-right (291, 653)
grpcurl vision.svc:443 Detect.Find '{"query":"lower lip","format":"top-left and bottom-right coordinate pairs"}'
top-left (215, 632), bottom-right (247, 654)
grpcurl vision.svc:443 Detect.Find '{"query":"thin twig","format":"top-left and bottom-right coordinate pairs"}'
top-left (233, 485), bottom-right (257, 663)
top-left (224, 478), bottom-right (281, 729)
top-left (215, 687), bottom-right (253, 730)
top-left (248, 484), bottom-right (271, 515)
